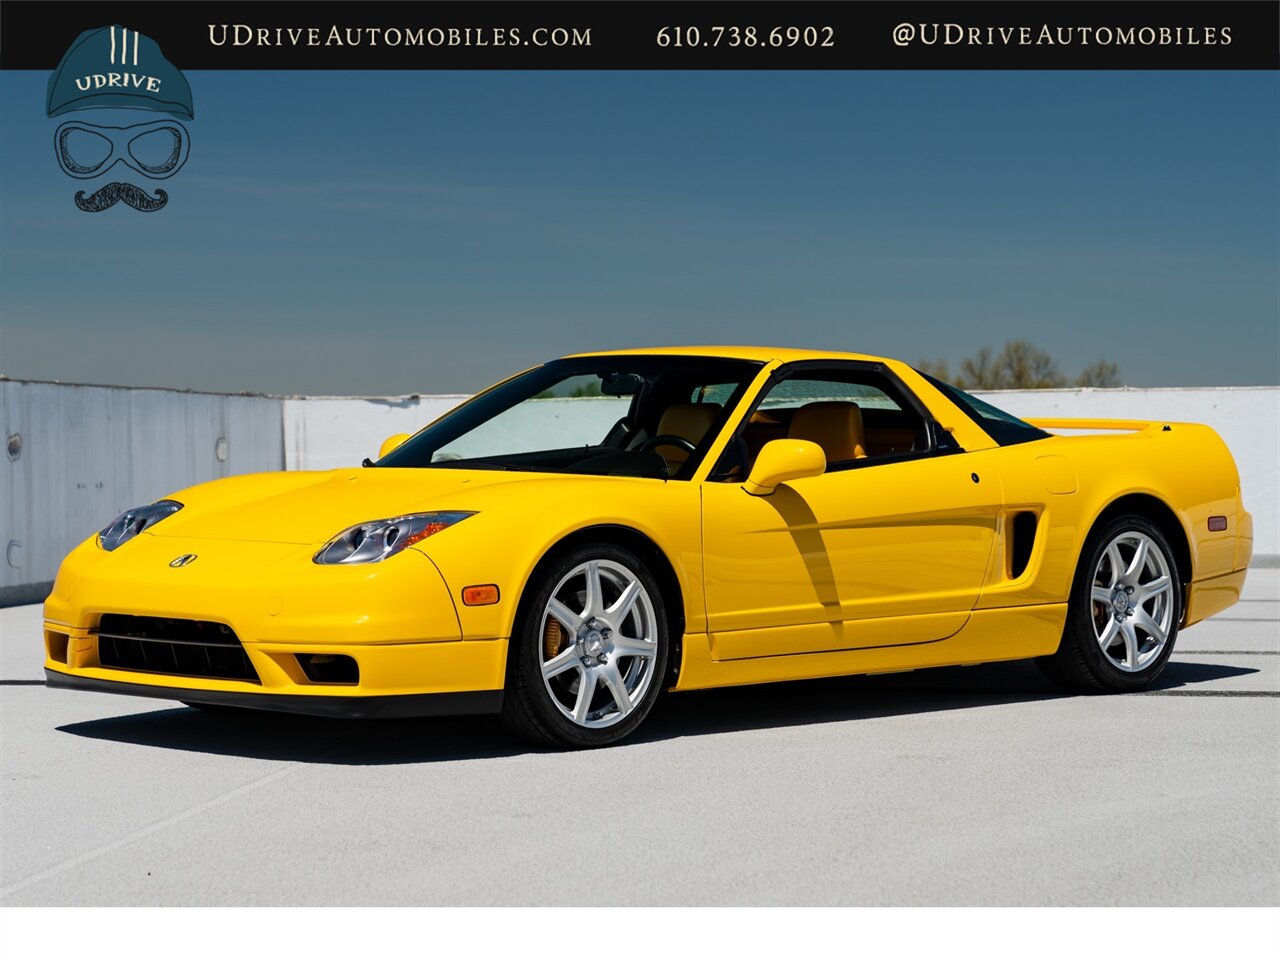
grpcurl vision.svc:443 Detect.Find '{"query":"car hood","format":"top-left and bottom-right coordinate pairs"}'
top-left (150, 467), bottom-right (537, 545)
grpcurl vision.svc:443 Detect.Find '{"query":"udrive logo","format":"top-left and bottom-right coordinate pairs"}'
top-left (46, 25), bottom-right (195, 212)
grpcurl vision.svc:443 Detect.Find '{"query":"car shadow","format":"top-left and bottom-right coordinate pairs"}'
top-left (636, 657), bottom-right (1260, 742)
top-left (55, 656), bottom-right (1258, 765)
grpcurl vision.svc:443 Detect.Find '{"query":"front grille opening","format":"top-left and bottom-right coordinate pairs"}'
top-left (95, 614), bottom-right (259, 683)
top-left (46, 630), bottom-right (70, 665)
top-left (296, 653), bottom-right (359, 685)
top-left (1009, 511), bottom-right (1039, 580)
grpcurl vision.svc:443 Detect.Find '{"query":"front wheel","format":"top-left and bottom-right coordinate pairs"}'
top-left (1038, 515), bottom-right (1182, 693)
top-left (501, 543), bottom-right (669, 748)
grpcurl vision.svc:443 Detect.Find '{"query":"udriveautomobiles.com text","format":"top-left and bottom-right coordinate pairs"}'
top-left (207, 24), bottom-right (592, 48)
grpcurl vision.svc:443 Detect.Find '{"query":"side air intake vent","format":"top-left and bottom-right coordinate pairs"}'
top-left (1009, 511), bottom-right (1038, 580)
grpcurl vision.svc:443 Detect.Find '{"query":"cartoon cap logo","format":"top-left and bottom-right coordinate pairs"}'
top-left (47, 26), bottom-right (194, 212)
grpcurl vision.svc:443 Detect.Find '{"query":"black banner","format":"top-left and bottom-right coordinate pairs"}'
top-left (2, 1), bottom-right (1276, 70)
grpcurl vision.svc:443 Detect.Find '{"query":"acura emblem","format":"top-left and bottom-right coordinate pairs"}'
top-left (169, 553), bottom-right (198, 568)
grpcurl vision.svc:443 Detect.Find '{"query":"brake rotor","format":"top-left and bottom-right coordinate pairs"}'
top-left (543, 616), bottom-right (564, 660)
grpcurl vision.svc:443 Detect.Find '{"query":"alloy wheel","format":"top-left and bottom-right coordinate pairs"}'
top-left (1090, 531), bottom-right (1175, 673)
top-left (538, 558), bottom-right (660, 728)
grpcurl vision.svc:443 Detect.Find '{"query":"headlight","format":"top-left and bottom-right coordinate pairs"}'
top-left (97, 500), bottom-right (183, 551)
top-left (314, 511), bottom-right (475, 565)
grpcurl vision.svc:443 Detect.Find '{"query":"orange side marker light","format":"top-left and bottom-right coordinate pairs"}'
top-left (462, 584), bottom-right (501, 606)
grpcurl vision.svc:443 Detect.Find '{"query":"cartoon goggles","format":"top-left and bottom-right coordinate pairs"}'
top-left (54, 119), bottom-right (189, 180)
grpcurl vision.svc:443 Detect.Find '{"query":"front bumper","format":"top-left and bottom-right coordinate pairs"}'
top-left (43, 533), bottom-right (510, 707)
top-left (44, 629), bottom-right (510, 704)
top-left (45, 668), bottom-right (503, 718)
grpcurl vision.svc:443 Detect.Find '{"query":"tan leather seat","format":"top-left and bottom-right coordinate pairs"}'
top-left (787, 401), bottom-right (868, 462)
top-left (653, 402), bottom-right (720, 473)
top-left (866, 426), bottom-right (918, 456)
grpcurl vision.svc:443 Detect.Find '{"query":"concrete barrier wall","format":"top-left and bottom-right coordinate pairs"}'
top-left (282, 394), bottom-right (469, 471)
top-left (2, 378), bottom-right (1275, 604)
top-left (0, 380), bottom-right (283, 604)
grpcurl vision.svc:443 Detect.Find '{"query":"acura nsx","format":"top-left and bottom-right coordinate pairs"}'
top-left (44, 347), bottom-right (1253, 747)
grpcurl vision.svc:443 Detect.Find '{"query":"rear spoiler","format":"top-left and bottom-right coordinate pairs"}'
top-left (1026, 418), bottom-right (1171, 434)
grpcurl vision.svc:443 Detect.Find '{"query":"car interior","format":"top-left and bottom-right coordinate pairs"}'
top-left (383, 358), bottom-right (938, 481)
top-left (708, 368), bottom-right (933, 481)
top-left (640, 402), bottom-right (723, 473)
top-left (385, 357), bottom-right (760, 479)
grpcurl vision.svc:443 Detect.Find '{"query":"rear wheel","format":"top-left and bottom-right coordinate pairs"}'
top-left (501, 543), bottom-right (668, 748)
top-left (1038, 515), bottom-right (1182, 693)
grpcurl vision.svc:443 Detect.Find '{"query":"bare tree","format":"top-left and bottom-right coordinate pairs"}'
top-left (1075, 359), bottom-right (1121, 388)
top-left (959, 346), bottom-right (999, 390)
top-left (915, 358), bottom-right (952, 382)
top-left (919, 340), bottom-right (1123, 389)
top-left (995, 340), bottom-right (1066, 389)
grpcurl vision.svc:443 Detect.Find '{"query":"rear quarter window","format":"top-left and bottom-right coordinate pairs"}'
top-left (918, 372), bottom-right (1051, 446)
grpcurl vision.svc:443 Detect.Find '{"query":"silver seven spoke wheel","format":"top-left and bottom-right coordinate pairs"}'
top-left (1090, 531), bottom-right (1175, 673)
top-left (1037, 514), bottom-right (1181, 694)
top-left (539, 558), bottom-right (659, 729)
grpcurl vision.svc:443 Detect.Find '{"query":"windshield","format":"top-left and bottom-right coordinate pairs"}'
top-left (378, 356), bottom-right (764, 479)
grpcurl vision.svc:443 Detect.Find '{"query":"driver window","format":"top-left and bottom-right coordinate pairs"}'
top-left (712, 367), bottom-right (930, 480)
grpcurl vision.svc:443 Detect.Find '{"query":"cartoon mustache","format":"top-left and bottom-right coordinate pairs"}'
top-left (74, 182), bottom-right (169, 212)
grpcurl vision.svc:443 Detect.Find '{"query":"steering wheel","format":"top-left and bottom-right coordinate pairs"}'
top-left (640, 434), bottom-right (696, 455)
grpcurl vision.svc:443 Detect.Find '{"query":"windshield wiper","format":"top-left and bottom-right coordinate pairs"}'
top-left (433, 459), bottom-right (552, 472)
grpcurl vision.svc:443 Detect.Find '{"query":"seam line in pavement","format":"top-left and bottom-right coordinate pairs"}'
top-left (0, 760), bottom-right (309, 901)
top-left (1141, 690), bottom-right (1279, 698)
top-left (1177, 650), bottom-right (1279, 655)
top-left (1198, 617), bottom-right (1280, 622)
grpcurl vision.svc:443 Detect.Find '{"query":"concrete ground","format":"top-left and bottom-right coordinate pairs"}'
top-left (2, 569), bottom-right (1276, 906)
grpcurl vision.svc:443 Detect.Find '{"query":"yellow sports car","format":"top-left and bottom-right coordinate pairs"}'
top-left (43, 347), bottom-right (1253, 747)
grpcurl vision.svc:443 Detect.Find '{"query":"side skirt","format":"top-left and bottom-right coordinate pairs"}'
top-left (673, 603), bottom-right (1067, 691)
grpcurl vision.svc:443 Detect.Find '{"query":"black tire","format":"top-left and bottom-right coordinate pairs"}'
top-left (1037, 514), bottom-right (1182, 693)
top-left (501, 542), bottom-right (669, 748)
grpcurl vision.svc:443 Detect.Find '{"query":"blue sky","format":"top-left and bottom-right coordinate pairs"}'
top-left (1, 70), bottom-right (1276, 394)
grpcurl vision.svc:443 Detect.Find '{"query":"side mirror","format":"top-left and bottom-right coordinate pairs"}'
top-left (378, 433), bottom-right (411, 459)
top-left (743, 439), bottom-right (826, 496)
